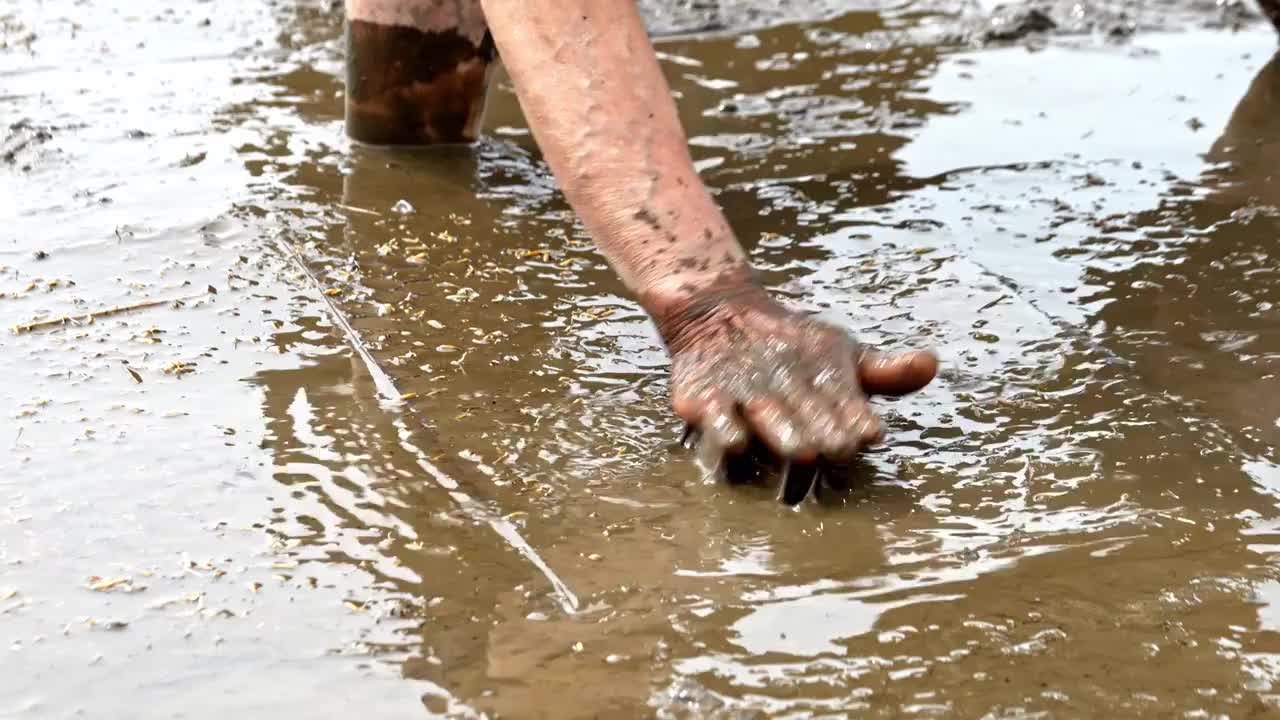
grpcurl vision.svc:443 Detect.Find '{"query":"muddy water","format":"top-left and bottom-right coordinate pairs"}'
top-left (5, 0), bottom-right (1280, 717)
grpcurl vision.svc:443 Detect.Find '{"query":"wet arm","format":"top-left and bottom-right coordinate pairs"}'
top-left (478, 0), bottom-right (758, 322)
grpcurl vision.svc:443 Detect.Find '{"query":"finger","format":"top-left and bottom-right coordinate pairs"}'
top-left (671, 376), bottom-right (722, 426)
top-left (857, 350), bottom-right (938, 397)
top-left (673, 387), bottom-right (750, 454)
top-left (671, 379), bottom-right (707, 422)
top-left (757, 354), bottom-right (849, 458)
top-left (790, 393), bottom-right (853, 460)
top-left (779, 461), bottom-right (820, 505)
top-left (701, 396), bottom-right (750, 455)
top-left (827, 396), bottom-right (883, 460)
top-left (679, 422), bottom-right (699, 449)
top-left (741, 396), bottom-right (816, 462)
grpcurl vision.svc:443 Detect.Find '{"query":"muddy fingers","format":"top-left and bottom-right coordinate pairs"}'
top-left (661, 281), bottom-right (937, 502)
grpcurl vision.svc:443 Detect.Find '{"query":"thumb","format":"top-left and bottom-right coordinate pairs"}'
top-left (857, 349), bottom-right (938, 396)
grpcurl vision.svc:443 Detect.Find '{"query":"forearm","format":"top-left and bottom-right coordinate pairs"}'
top-left (479, 0), bottom-right (756, 315)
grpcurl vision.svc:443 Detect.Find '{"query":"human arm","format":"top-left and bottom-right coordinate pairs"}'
top-left (479, 0), bottom-right (937, 467)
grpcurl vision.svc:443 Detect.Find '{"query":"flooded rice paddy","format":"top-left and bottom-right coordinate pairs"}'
top-left (5, 0), bottom-right (1280, 717)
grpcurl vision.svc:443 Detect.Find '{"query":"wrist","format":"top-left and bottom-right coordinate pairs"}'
top-left (640, 265), bottom-right (774, 353)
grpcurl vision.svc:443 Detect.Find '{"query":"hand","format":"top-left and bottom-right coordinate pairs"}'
top-left (652, 276), bottom-right (937, 498)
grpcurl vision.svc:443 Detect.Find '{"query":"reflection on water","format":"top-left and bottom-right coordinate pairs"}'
top-left (8, 0), bottom-right (1280, 715)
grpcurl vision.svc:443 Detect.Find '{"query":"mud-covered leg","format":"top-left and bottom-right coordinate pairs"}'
top-left (344, 0), bottom-right (496, 145)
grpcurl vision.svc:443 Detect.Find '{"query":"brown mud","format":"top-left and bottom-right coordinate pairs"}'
top-left (345, 19), bottom-right (495, 145)
top-left (5, 0), bottom-right (1280, 717)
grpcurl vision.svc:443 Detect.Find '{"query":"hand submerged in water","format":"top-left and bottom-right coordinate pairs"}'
top-left (652, 275), bottom-right (937, 501)
top-left (482, 0), bottom-right (934, 499)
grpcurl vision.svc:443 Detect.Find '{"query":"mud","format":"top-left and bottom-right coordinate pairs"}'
top-left (345, 19), bottom-right (495, 145)
top-left (6, 0), bottom-right (1280, 718)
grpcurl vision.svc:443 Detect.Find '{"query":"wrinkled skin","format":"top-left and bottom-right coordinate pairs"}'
top-left (656, 278), bottom-right (938, 491)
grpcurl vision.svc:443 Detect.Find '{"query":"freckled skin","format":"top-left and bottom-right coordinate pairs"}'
top-left (354, 0), bottom-right (943, 484)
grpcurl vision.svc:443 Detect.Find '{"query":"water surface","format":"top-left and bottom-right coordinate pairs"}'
top-left (5, 0), bottom-right (1280, 717)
